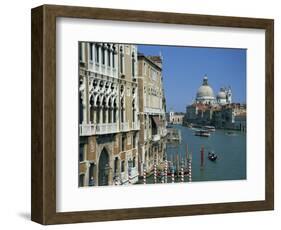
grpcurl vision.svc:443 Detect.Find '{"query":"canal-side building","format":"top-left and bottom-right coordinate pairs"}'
top-left (212, 103), bottom-right (247, 130)
top-left (168, 111), bottom-right (185, 125)
top-left (137, 54), bottom-right (167, 175)
top-left (185, 103), bottom-right (214, 125)
top-left (79, 42), bottom-right (140, 187)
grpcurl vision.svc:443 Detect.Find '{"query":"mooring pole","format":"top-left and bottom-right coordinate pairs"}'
top-left (143, 167), bottom-right (146, 184)
top-left (189, 152), bottom-right (192, 182)
top-left (200, 145), bottom-right (204, 168)
top-left (176, 153), bottom-right (179, 178)
top-left (128, 171), bottom-right (132, 185)
top-left (154, 163), bottom-right (157, 184)
top-left (181, 159), bottom-right (184, 182)
top-left (171, 166), bottom-right (175, 183)
top-left (164, 159), bottom-right (168, 183)
top-left (185, 144), bottom-right (188, 168)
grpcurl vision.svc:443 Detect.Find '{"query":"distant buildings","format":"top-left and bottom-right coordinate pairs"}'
top-left (167, 111), bottom-right (185, 125)
top-left (78, 43), bottom-right (167, 187)
top-left (185, 75), bottom-right (246, 131)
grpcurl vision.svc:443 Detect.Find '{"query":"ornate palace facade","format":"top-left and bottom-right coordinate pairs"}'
top-left (79, 42), bottom-right (140, 186)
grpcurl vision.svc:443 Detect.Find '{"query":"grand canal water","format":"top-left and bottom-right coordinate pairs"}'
top-left (166, 124), bottom-right (246, 182)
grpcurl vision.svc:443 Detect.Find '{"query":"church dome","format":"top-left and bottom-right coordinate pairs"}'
top-left (196, 76), bottom-right (215, 99)
top-left (217, 91), bottom-right (226, 99)
top-left (196, 85), bottom-right (214, 98)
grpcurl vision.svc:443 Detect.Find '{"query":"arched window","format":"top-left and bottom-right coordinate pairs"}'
top-left (96, 96), bottom-right (101, 123)
top-left (108, 98), bottom-right (112, 123)
top-left (132, 99), bottom-right (135, 122)
top-left (89, 43), bottom-right (94, 61)
top-left (112, 45), bottom-right (116, 68)
top-left (121, 97), bottom-right (124, 123)
top-left (95, 44), bottom-right (100, 63)
top-left (133, 133), bottom-right (136, 148)
top-left (101, 45), bottom-right (105, 65)
top-left (113, 99), bottom-right (117, 123)
top-left (90, 95), bottom-right (95, 123)
top-left (120, 46), bottom-right (124, 74)
top-left (102, 97), bottom-right (106, 123)
top-left (107, 44), bottom-right (111, 67)
top-left (132, 52), bottom-right (135, 78)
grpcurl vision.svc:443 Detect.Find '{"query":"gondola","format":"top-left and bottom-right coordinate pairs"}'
top-left (208, 152), bottom-right (218, 161)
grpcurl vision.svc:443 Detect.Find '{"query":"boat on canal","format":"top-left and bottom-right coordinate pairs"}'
top-left (194, 129), bottom-right (211, 137)
top-left (208, 151), bottom-right (218, 161)
top-left (203, 125), bottom-right (216, 132)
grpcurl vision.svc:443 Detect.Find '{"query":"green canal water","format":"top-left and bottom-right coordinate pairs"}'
top-left (166, 124), bottom-right (246, 182)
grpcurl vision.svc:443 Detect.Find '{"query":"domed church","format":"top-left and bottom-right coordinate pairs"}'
top-left (195, 75), bottom-right (232, 105)
top-left (196, 76), bottom-right (216, 105)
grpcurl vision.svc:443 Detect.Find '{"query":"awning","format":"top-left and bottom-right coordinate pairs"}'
top-left (152, 116), bottom-right (162, 127)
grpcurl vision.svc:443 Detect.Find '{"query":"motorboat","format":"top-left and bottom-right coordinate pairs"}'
top-left (203, 125), bottom-right (216, 132)
top-left (194, 129), bottom-right (211, 137)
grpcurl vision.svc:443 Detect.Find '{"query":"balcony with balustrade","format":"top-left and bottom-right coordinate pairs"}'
top-left (120, 122), bottom-right (129, 132)
top-left (93, 63), bottom-right (118, 79)
top-left (131, 121), bottom-right (140, 130)
top-left (80, 123), bottom-right (118, 136)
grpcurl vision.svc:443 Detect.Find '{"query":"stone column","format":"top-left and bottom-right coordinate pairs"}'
top-left (93, 107), bottom-right (97, 124)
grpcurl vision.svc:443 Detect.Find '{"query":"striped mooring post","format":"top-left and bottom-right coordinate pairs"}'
top-left (143, 168), bottom-right (146, 184)
top-left (171, 166), bottom-right (175, 183)
top-left (165, 160), bottom-right (168, 183)
top-left (154, 164), bottom-right (157, 184)
top-left (128, 172), bottom-right (132, 185)
top-left (189, 153), bottom-right (192, 182)
top-left (181, 166), bottom-right (184, 182)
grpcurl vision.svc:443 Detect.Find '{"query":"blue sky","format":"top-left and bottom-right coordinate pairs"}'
top-left (138, 45), bottom-right (246, 112)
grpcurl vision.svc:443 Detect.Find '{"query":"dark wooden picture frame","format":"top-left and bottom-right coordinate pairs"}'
top-left (31, 4), bottom-right (274, 225)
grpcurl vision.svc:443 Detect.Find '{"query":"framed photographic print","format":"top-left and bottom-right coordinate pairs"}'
top-left (31, 4), bottom-right (274, 225)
